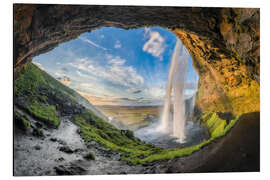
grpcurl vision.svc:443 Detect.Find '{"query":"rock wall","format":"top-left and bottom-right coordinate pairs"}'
top-left (14, 4), bottom-right (260, 115)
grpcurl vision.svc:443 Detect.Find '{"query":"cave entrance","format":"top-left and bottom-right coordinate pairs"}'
top-left (32, 26), bottom-right (207, 148)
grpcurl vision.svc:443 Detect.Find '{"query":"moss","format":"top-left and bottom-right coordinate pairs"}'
top-left (74, 109), bottom-right (164, 163)
top-left (14, 112), bottom-right (31, 131)
top-left (59, 146), bottom-right (73, 154)
top-left (39, 95), bottom-right (48, 103)
top-left (14, 63), bottom-right (78, 103)
top-left (32, 128), bottom-right (44, 137)
top-left (84, 152), bottom-right (95, 160)
top-left (201, 112), bottom-right (227, 137)
top-left (229, 80), bottom-right (260, 114)
top-left (130, 113), bottom-right (242, 164)
top-left (75, 107), bottom-right (242, 165)
top-left (28, 100), bottom-right (60, 127)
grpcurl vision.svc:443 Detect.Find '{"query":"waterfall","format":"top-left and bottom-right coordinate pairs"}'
top-left (160, 39), bottom-right (189, 142)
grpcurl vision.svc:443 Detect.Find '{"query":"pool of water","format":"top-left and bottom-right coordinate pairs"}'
top-left (134, 116), bottom-right (209, 149)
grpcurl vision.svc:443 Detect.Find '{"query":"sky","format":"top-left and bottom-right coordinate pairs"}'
top-left (33, 27), bottom-right (198, 106)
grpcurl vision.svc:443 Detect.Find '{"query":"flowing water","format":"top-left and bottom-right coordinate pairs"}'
top-left (135, 115), bottom-right (208, 149)
top-left (160, 39), bottom-right (189, 142)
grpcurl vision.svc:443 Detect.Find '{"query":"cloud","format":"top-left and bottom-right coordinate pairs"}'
top-left (127, 87), bottom-right (142, 94)
top-left (56, 76), bottom-right (71, 86)
top-left (143, 28), bottom-right (165, 60)
top-left (79, 36), bottom-right (107, 50)
top-left (76, 70), bottom-right (89, 78)
top-left (114, 40), bottom-right (122, 49)
top-left (32, 62), bottom-right (45, 71)
top-left (108, 56), bottom-right (125, 66)
top-left (119, 97), bottom-right (133, 101)
top-left (143, 86), bottom-right (165, 99)
top-left (68, 55), bottom-right (144, 89)
top-left (60, 67), bottom-right (69, 73)
top-left (132, 90), bottom-right (142, 94)
top-left (54, 72), bottom-right (65, 77)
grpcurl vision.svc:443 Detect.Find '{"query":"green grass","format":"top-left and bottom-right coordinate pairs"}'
top-left (14, 63), bottom-right (78, 103)
top-left (75, 108), bottom-right (242, 165)
top-left (28, 100), bottom-right (60, 127)
top-left (74, 109), bottom-right (164, 163)
top-left (130, 113), bottom-right (242, 164)
top-left (14, 63), bottom-right (82, 128)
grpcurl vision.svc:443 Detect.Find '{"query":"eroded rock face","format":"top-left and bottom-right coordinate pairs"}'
top-left (13, 4), bottom-right (260, 114)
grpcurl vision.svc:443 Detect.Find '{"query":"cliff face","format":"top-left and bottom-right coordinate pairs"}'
top-left (13, 5), bottom-right (260, 115)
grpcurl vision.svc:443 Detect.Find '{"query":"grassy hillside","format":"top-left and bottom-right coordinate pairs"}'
top-left (14, 63), bottom-right (243, 164)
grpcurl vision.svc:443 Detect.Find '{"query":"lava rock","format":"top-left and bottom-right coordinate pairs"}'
top-left (54, 164), bottom-right (86, 175)
top-left (74, 148), bottom-right (84, 153)
top-left (83, 152), bottom-right (95, 160)
top-left (55, 157), bottom-right (65, 162)
top-left (59, 146), bottom-right (73, 154)
top-left (57, 139), bottom-right (67, 145)
top-left (34, 145), bottom-right (41, 150)
top-left (49, 137), bottom-right (57, 142)
top-left (35, 122), bottom-right (43, 128)
top-left (32, 128), bottom-right (44, 137)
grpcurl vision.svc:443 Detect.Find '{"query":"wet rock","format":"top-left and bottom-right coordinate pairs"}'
top-left (55, 157), bottom-right (65, 162)
top-left (49, 137), bottom-right (57, 142)
top-left (57, 139), bottom-right (67, 145)
top-left (54, 164), bottom-right (86, 175)
top-left (34, 145), bottom-right (41, 150)
top-left (74, 148), bottom-right (84, 153)
top-left (121, 130), bottom-right (134, 139)
top-left (32, 128), bottom-right (44, 137)
top-left (14, 111), bottom-right (31, 132)
top-left (35, 122), bottom-right (43, 128)
top-left (59, 146), bottom-right (73, 154)
top-left (83, 152), bottom-right (95, 160)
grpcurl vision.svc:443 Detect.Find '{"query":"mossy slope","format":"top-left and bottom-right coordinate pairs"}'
top-left (14, 63), bottom-right (82, 128)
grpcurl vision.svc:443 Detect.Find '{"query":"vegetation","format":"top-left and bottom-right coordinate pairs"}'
top-left (59, 146), bottom-right (73, 154)
top-left (128, 113), bottom-right (242, 164)
top-left (15, 63), bottom-right (78, 102)
top-left (74, 109), bottom-right (163, 163)
top-left (75, 108), bottom-right (242, 164)
top-left (84, 152), bottom-right (95, 160)
top-left (14, 63), bottom-right (244, 165)
top-left (14, 63), bottom-right (82, 128)
top-left (28, 100), bottom-right (59, 127)
top-left (14, 112), bottom-right (31, 131)
top-left (32, 128), bottom-right (44, 137)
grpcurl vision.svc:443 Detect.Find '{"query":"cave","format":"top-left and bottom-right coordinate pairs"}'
top-left (14, 4), bottom-right (260, 115)
top-left (13, 4), bottom-right (260, 174)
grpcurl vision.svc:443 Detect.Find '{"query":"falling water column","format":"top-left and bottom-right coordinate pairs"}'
top-left (160, 39), bottom-right (189, 142)
top-left (172, 44), bottom-right (188, 142)
top-left (161, 39), bottom-right (181, 133)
